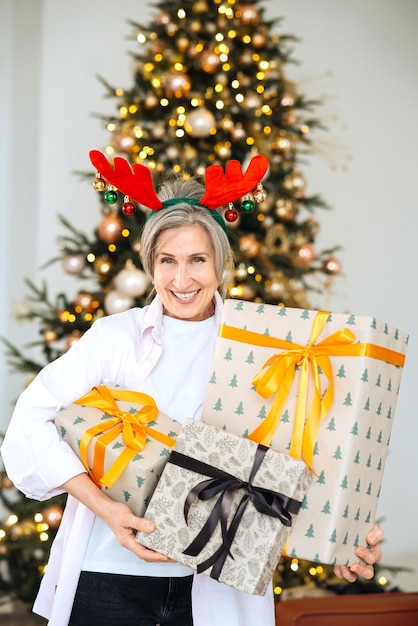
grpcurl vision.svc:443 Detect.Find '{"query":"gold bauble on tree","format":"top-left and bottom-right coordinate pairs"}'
top-left (292, 242), bottom-right (316, 268)
top-left (152, 121), bottom-right (166, 139)
top-left (236, 71), bottom-right (252, 88)
top-left (231, 124), bottom-right (246, 141)
top-left (234, 263), bottom-right (248, 281)
top-left (189, 19), bottom-right (202, 34)
top-left (164, 71), bottom-right (191, 97)
top-left (200, 49), bottom-right (220, 73)
top-left (275, 198), bottom-right (296, 222)
top-left (184, 144), bottom-right (198, 162)
top-left (245, 92), bottom-right (262, 109)
top-left (144, 92), bottom-right (159, 109)
top-left (74, 292), bottom-right (95, 312)
top-left (281, 91), bottom-right (296, 107)
top-left (323, 256), bottom-right (342, 274)
top-left (147, 41), bottom-right (164, 56)
top-left (97, 214), bottom-right (124, 243)
top-left (43, 329), bottom-right (58, 344)
top-left (214, 141), bottom-right (231, 159)
top-left (165, 145), bottom-right (180, 160)
top-left (110, 129), bottom-right (136, 154)
top-left (94, 255), bottom-right (113, 279)
top-left (239, 283), bottom-right (257, 301)
top-left (176, 35), bottom-right (190, 52)
top-left (239, 234), bottom-right (261, 259)
top-left (237, 4), bottom-right (260, 25)
top-left (252, 32), bottom-right (267, 49)
top-left (192, 0), bottom-right (209, 13)
top-left (272, 135), bottom-right (292, 154)
top-left (283, 171), bottom-right (306, 198)
top-left (240, 50), bottom-right (254, 66)
top-left (154, 10), bottom-right (170, 26)
top-left (230, 282), bottom-right (257, 301)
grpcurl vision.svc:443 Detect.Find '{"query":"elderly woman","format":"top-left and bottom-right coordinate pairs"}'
top-left (1, 152), bottom-right (383, 626)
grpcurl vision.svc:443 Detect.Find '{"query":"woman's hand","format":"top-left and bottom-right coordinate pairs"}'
top-left (333, 523), bottom-right (383, 582)
top-left (62, 472), bottom-right (173, 563)
top-left (99, 499), bottom-right (174, 563)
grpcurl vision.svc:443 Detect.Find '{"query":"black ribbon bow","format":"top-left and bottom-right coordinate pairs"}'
top-left (168, 443), bottom-right (303, 581)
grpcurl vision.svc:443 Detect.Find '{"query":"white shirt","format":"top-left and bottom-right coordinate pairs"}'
top-left (83, 313), bottom-right (216, 577)
top-left (1, 294), bottom-right (274, 626)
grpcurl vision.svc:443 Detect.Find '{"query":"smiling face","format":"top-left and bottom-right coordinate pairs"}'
top-left (153, 225), bottom-right (219, 321)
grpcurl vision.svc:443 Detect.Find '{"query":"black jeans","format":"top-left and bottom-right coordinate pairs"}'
top-left (69, 571), bottom-right (194, 626)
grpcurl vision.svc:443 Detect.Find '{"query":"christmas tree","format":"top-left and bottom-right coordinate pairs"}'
top-left (3, 0), bottom-right (341, 378)
top-left (2, 0), bottom-right (398, 609)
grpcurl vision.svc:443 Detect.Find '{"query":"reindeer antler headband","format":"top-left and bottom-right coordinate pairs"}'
top-left (90, 150), bottom-right (269, 234)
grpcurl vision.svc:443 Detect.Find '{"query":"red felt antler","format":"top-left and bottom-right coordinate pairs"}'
top-left (89, 150), bottom-right (163, 210)
top-left (200, 155), bottom-right (269, 209)
top-left (90, 150), bottom-right (269, 213)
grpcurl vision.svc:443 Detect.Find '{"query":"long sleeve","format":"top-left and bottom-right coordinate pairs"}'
top-left (1, 305), bottom-right (155, 501)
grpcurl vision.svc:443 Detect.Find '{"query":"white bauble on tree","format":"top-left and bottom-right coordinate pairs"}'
top-left (114, 266), bottom-right (150, 297)
top-left (185, 108), bottom-right (216, 138)
top-left (62, 253), bottom-right (85, 275)
top-left (104, 290), bottom-right (134, 315)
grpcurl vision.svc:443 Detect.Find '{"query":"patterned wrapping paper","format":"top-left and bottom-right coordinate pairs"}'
top-left (201, 299), bottom-right (408, 565)
top-left (136, 419), bottom-right (312, 596)
top-left (55, 386), bottom-right (181, 517)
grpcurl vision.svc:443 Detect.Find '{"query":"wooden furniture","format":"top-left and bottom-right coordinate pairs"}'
top-left (275, 591), bottom-right (418, 626)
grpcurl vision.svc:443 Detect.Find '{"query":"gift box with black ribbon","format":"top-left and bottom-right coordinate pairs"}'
top-left (55, 385), bottom-right (181, 517)
top-left (201, 299), bottom-right (408, 565)
top-left (135, 419), bottom-right (312, 595)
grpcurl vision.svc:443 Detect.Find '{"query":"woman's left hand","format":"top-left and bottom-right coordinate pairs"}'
top-left (333, 523), bottom-right (383, 583)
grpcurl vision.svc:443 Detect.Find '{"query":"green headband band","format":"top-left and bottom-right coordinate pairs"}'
top-left (145, 197), bottom-right (228, 235)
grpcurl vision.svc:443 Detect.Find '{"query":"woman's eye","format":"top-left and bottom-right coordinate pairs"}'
top-left (161, 257), bottom-right (174, 264)
top-left (192, 257), bottom-right (205, 263)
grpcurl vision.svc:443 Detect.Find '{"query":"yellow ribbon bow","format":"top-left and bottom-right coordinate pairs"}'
top-left (219, 311), bottom-right (405, 471)
top-left (75, 386), bottom-right (176, 488)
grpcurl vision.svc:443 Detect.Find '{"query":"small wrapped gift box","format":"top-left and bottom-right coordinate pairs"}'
top-left (201, 299), bottom-right (408, 565)
top-left (136, 419), bottom-right (312, 595)
top-left (55, 386), bottom-right (181, 517)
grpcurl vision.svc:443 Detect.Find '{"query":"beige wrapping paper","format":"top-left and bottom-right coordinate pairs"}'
top-left (56, 386), bottom-right (181, 517)
top-left (136, 419), bottom-right (312, 595)
top-left (201, 299), bottom-right (408, 565)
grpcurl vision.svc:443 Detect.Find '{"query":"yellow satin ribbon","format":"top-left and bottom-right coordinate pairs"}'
top-left (219, 311), bottom-right (405, 470)
top-left (75, 386), bottom-right (176, 488)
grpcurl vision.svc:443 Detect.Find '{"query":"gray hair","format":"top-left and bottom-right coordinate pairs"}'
top-left (140, 176), bottom-right (234, 299)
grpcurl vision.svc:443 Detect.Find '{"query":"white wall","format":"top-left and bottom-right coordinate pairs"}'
top-left (1, 0), bottom-right (417, 591)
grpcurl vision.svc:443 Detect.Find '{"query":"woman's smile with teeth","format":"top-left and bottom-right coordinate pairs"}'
top-left (173, 290), bottom-right (199, 301)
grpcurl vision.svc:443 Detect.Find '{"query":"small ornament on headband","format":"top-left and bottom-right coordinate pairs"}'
top-left (225, 203), bottom-right (239, 223)
top-left (122, 195), bottom-right (136, 215)
top-left (103, 185), bottom-right (118, 205)
top-left (241, 194), bottom-right (255, 214)
top-left (253, 182), bottom-right (267, 204)
top-left (93, 173), bottom-right (106, 192)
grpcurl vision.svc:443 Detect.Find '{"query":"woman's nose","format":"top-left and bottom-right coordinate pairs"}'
top-left (173, 264), bottom-right (192, 288)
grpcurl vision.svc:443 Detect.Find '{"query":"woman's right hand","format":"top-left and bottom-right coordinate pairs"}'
top-left (61, 472), bottom-right (173, 563)
top-left (100, 499), bottom-right (174, 562)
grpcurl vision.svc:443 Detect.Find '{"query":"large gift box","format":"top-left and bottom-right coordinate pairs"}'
top-left (136, 419), bottom-right (312, 595)
top-left (201, 299), bottom-right (408, 565)
top-left (56, 386), bottom-right (181, 517)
